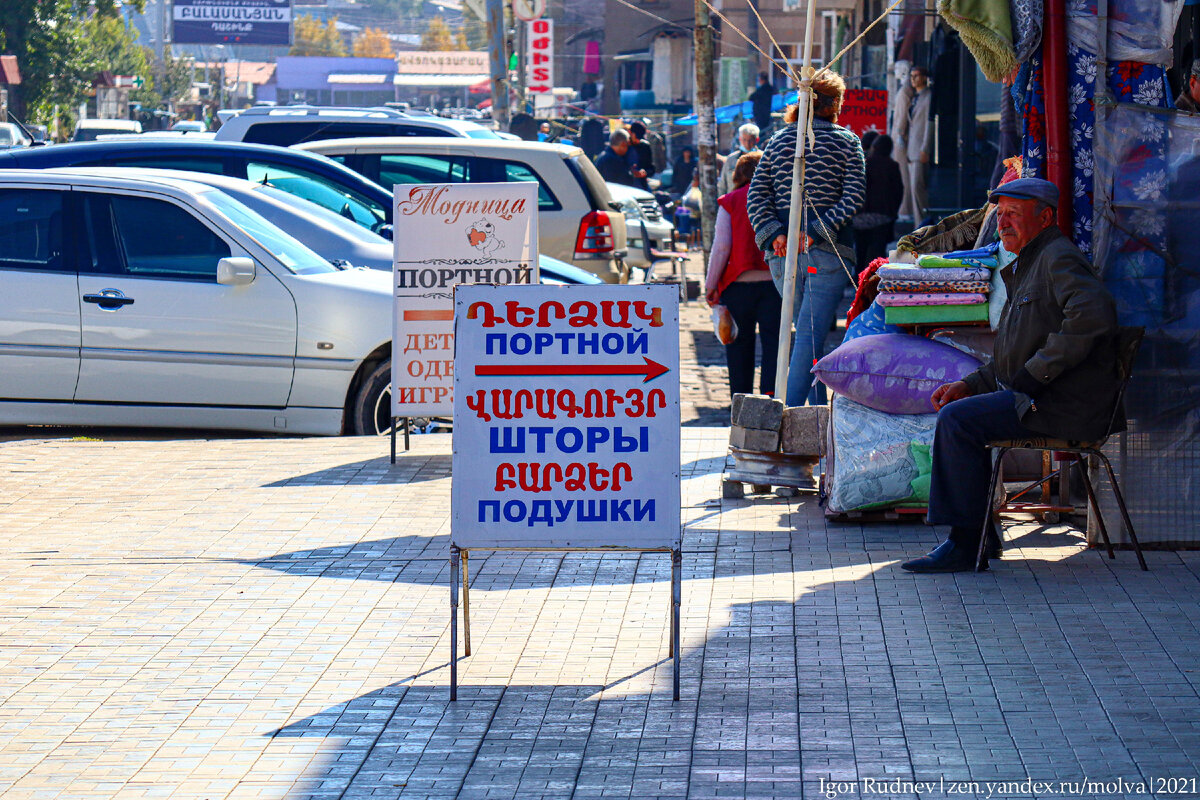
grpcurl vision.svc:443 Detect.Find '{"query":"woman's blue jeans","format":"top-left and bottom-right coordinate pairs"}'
top-left (768, 248), bottom-right (850, 406)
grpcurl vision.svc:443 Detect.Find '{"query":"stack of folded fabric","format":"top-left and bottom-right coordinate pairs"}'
top-left (876, 246), bottom-right (1000, 325)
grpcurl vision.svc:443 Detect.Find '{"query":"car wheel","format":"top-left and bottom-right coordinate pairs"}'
top-left (350, 359), bottom-right (393, 436)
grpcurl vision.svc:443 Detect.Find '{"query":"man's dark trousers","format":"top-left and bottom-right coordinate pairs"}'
top-left (928, 390), bottom-right (1039, 548)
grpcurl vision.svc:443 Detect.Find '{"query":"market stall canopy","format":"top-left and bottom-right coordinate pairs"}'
top-left (674, 90), bottom-right (799, 125)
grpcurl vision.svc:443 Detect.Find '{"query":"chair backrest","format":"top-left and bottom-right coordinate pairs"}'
top-left (639, 220), bottom-right (654, 263)
top-left (1114, 326), bottom-right (1145, 384)
top-left (1104, 325), bottom-right (1145, 437)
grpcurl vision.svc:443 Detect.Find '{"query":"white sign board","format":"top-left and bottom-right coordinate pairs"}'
top-left (452, 284), bottom-right (681, 549)
top-left (392, 182), bottom-right (538, 418)
top-left (526, 18), bottom-right (554, 94)
top-left (512, 0), bottom-right (545, 21)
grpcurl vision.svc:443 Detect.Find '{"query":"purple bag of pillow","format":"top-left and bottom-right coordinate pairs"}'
top-left (813, 333), bottom-right (982, 414)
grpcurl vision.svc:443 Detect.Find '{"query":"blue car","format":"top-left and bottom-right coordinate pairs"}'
top-left (0, 140), bottom-right (600, 285)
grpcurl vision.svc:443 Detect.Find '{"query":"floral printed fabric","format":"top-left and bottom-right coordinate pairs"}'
top-left (1015, 0), bottom-right (1172, 261)
top-left (879, 279), bottom-right (991, 293)
top-left (877, 265), bottom-right (993, 282)
top-left (878, 292), bottom-right (989, 307)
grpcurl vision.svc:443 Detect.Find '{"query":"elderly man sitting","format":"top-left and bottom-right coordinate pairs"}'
top-left (903, 178), bottom-right (1124, 573)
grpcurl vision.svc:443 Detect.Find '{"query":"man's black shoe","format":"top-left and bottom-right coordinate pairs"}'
top-left (901, 540), bottom-right (987, 573)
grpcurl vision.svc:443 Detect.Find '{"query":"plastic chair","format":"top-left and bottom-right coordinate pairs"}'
top-left (640, 221), bottom-right (692, 300)
top-left (975, 326), bottom-right (1148, 572)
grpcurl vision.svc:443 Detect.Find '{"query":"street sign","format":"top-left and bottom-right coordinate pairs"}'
top-left (511, 0), bottom-right (545, 21)
top-left (839, 89), bottom-right (888, 135)
top-left (525, 18), bottom-right (554, 94)
top-left (173, 0), bottom-right (292, 46)
top-left (390, 182), bottom-right (538, 420)
top-left (451, 283), bottom-right (681, 549)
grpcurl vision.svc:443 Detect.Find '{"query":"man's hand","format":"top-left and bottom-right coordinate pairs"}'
top-left (632, 168), bottom-right (647, 179)
top-left (920, 152), bottom-right (930, 165)
top-left (931, 380), bottom-right (971, 410)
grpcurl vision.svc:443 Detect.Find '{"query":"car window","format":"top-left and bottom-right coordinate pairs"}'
top-left (465, 128), bottom-right (502, 140)
top-left (204, 191), bottom-right (336, 275)
top-left (245, 161), bottom-right (387, 230)
top-left (108, 156), bottom-right (226, 174)
top-left (469, 158), bottom-right (561, 211)
top-left (0, 188), bottom-right (66, 272)
top-left (82, 193), bottom-right (231, 280)
top-left (502, 162), bottom-right (559, 210)
top-left (242, 121), bottom-right (454, 147)
top-left (377, 154), bottom-right (470, 188)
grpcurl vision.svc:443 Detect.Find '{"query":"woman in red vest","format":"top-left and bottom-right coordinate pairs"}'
top-left (705, 151), bottom-right (783, 399)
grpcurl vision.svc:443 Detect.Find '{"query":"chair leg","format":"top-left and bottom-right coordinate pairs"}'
top-left (1094, 450), bottom-right (1149, 571)
top-left (1076, 456), bottom-right (1116, 560)
top-left (976, 448), bottom-right (1007, 572)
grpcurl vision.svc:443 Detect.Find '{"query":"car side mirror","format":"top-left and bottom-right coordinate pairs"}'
top-left (377, 224), bottom-right (394, 241)
top-left (217, 257), bottom-right (256, 286)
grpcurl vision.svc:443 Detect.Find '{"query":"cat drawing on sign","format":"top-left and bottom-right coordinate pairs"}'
top-left (466, 219), bottom-right (503, 256)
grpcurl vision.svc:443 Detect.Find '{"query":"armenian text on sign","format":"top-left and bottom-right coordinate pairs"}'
top-left (526, 18), bottom-right (555, 94)
top-left (451, 284), bottom-right (681, 549)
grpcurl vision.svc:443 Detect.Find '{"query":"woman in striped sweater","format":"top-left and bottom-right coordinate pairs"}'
top-left (746, 70), bottom-right (865, 406)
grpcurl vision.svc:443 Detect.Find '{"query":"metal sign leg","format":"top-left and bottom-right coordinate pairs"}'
top-left (390, 417), bottom-right (398, 465)
top-left (450, 546), bottom-right (460, 702)
top-left (671, 549), bottom-right (681, 702)
top-left (462, 550), bottom-right (472, 657)
top-left (404, 417), bottom-right (411, 451)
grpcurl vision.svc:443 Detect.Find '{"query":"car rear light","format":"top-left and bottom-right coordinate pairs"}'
top-left (574, 210), bottom-right (614, 258)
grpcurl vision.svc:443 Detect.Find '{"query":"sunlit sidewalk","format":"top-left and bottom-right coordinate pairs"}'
top-left (0, 430), bottom-right (1197, 799)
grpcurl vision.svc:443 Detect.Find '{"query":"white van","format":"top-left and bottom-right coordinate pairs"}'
top-left (72, 119), bottom-right (143, 141)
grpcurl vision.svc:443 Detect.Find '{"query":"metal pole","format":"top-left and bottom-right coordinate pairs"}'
top-left (390, 418), bottom-right (397, 464)
top-left (450, 546), bottom-right (460, 701)
top-left (404, 416), bottom-right (411, 451)
top-left (694, 0), bottom-right (718, 269)
top-left (462, 550), bottom-right (472, 657)
top-left (671, 549), bottom-right (681, 702)
top-left (487, 0), bottom-right (510, 130)
top-left (772, 0), bottom-right (819, 402)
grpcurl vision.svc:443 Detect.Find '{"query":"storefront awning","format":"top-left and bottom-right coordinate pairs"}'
top-left (394, 73), bottom-right (490, 87)
top-left (328, 73), bottom-right (392, 84)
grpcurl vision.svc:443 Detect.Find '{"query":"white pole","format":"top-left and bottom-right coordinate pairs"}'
top-left (772, 0), bottom-right (819, 402)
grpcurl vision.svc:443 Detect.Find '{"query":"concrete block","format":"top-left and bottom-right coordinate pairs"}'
top-left (730, 394), bottom-right (784, 431)
top-left (780, 405), bottom-right (829, 456)
top-left (721, 478), bottom-right (745, 499)
top-left (729, 425), bottom-right (780, 452)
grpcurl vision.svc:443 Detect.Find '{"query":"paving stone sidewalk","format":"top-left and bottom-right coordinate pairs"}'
top-left (2, 430), bottom-right (1200, 800)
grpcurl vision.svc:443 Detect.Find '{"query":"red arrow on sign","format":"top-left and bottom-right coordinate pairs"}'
top-left (476, 356), bottom-right (670, 383)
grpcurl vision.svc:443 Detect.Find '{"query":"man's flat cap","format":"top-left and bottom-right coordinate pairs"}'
top-left (989, 177), bottom-right (1059, 208)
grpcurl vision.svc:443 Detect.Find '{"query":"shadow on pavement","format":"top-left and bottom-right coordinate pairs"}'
top-left (261, 455), bottom-right (452, 487)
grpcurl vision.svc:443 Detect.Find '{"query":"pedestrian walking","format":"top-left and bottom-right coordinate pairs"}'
top-left (749, 72), bottom-right (776, 137)
top-left (853, 134), bottom-right (904, 272)
top-left (628, 121), bottom-right (657, 190)
top-left (746, 68), bottom-right (866, 406)
top-left (595, 129), bottom-right (639, 186)
top-left (706, 152), bottom-right (782, 399)
top-left (670, 146), bottom-right (697, 197)
top-left (718, 123), bottom-right (760, 196)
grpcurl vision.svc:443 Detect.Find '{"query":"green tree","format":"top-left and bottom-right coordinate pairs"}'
top-left (0, 0), bottom-right (143, 125)
top-left (353, 27), bottom-right (395, 58)
top-left (156, 46), bottom-right (197, 107)
top-left (84, 15), bottom-right (155, 97)
top-left (421, 16), bottom-right (464, 51)
top-left (289, 14), bottom-right (347, 57)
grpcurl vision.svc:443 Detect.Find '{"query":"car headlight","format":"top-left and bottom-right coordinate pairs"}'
top-left (620, 198), bottom-right (644, 221)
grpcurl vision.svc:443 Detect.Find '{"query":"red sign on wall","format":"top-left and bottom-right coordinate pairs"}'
top-left (839, 89), bottom-right (888, 136)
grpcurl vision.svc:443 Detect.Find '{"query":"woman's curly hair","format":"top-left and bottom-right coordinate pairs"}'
top-left (782, 70), bottom-right (847, 124)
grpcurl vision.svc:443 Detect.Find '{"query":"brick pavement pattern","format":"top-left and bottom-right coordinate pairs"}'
top-left (2, 431), bottom-right (1200, 800)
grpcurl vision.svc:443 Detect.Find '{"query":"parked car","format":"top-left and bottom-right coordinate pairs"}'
top-left (296, 137), bottom-right (629, 282)
top-left (213, 105), bottom-right (499, 146)
top-left (606, 182), bottom-right (675, 270)
top-left (0, 123), bottom-right (32, 150)
top-left (171, 120), bottom-right (208, 132)
top-left (0, 168), bottom-right (404, 436)
top-left (64, 167), bottom-right (603, 285)
top-left (0, 139), bottom-right (395, 236)
top-left (73, 119), bottom-right (142, 140)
